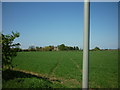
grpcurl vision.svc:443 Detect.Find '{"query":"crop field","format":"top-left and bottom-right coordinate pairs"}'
top-left (3, 51), bottom-right (118, 88)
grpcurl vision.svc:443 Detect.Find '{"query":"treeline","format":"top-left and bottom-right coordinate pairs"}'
top-left (58, 44), bottom-right (79, 51)
top-left (17, 46), bottom-right (117, 52)
top-left (18, 44), bottom-right (81, 52)
top-left (16, 45), bottom-right (117, 52)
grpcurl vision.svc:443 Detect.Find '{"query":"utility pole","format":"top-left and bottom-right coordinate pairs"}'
top-left (82, 0), bottom-right (90, 89)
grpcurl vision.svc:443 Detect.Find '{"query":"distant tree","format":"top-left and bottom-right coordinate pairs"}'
top-left (75, 46), bottom-right (79, 50)
top-left (44, 46), bottom-right (51, 51)
top-left (104, 49), bottom-right (108, 50)
top-left (50, 46), bottom-right (54, 51)
top-left (36, 46), bottom-right (40, 51)
top-left (2, 32), bottom-right (20, 69)
top-left (58, 44), bottom-right (66, 51)
top-left (69, 46), bottom-right (74, 50)
top-left (64, 46), bottom-right (69, 50)
top-left (92, 47), bottom-right (100, 51)
top-left (57, 44), bottom-right (80, 51)
top-left (39, 47), bottom-right (43, 51)
top-left (73, 46), bottom-right (76, 50)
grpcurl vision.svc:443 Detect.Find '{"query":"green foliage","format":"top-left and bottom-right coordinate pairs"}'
top-left (2, 31), bottom-right (20, 69)
top-left (49, 46), bottom-right (54, 51)
top-left (43, 46), bottom-right (54, 51)
top-left (58, 44), bottom-right (79, 51)
top-left (75, 46), bottom-right (79, 50)
top-left (36, 46), bottom-right (40, 51)
top-left (3, 77), bottom-right (66, 88)
top-left (58, 44), bottom-right (66, 51)
top-left (3, 77), bottom-right (53, 88)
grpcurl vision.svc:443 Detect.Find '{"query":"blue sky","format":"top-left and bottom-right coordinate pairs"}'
top-left (2, 2), bottom-right (118, 49)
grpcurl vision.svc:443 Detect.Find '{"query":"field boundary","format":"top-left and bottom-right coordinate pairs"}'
top-left (4, 67), bottom-right (82, 88)
top-left (10, 68), bottom-right (61, 82)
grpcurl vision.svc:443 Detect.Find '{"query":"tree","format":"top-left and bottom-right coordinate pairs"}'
top-left (75, 46), bottom-right (79, 50)
top-left (73, 46), bottom-right (76, 50)
top-left (92, 47), bottom-right (100, 51)
top-left (68, 46), bottom-right (74, 50)
top-left (58, 44), bottom-right (66, 51)
top-left (39, 47), bottom-right (43, 51)
top-left (36, 46), bottom-right (40, 51)
top-left (2, 32), bottom-right (20, 69)
top-left (44, 46), bottom-right (51, 51)
top-left (35, 46), bottom-right (43, 51)
top-left (49, 46), bottom-right (54, 51)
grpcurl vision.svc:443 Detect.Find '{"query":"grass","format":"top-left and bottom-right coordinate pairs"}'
top-left (89, 51), bottom-right (118, 88)
top-left (2, 69), bottom-right (66, 88)
top-left (3, 50), bottom-right (118, 88)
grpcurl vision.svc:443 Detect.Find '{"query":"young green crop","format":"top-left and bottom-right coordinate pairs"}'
top-left (4, 51), bottom-right (118, 88)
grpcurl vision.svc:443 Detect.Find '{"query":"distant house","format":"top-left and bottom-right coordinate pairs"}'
top-left (54, 47), bottom-right (59, 51)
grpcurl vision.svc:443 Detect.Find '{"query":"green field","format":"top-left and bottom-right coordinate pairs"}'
top-left (3, 51), bottom-right (118, 88)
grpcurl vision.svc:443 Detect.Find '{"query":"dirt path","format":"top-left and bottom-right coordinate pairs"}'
top-left (11, 68), bottom-right (60, 82)
top-left (9, 67), bottom-right (81, 88)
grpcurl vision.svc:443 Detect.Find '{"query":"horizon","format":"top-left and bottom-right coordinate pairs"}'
top-left (20, 44), bottom-right (118, 50)
top-left (2, 2), bottom-right (118, 49)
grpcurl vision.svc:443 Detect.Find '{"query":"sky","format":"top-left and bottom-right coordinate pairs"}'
top-left (2, 2), bottom-right (118, 49)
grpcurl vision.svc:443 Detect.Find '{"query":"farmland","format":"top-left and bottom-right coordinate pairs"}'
top-left (3, 51), bottom-right (118, 88)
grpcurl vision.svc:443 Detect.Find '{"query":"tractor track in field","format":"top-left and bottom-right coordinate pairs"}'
top-left (68, 58), bottom-right (82, 87)
top-left (49, 59), bottom-right (60, 77)
top-left (70, 58), bottom-right (82, 73)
